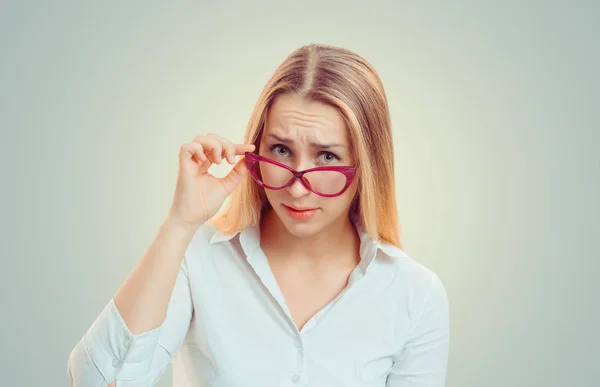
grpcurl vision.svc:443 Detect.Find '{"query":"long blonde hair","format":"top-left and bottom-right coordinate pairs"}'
top-left (210, 43), bottom-right (403, 249)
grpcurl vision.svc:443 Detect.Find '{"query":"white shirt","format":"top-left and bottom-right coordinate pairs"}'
top-left (68, 213), bottom-right (450, 386)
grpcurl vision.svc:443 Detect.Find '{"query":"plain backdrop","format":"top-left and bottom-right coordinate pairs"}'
top-left (0, 1), bottom-right (598, 386)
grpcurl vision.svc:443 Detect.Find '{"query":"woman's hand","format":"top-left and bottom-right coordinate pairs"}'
top-left (167, 133), bottom-right (255, 229)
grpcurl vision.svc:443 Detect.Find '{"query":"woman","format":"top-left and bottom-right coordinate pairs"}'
top-left (68, 43), bottom-right (450, 387)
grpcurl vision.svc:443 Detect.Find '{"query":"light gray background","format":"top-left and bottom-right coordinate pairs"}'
top-left (1, 1), bottom-right (598, 386)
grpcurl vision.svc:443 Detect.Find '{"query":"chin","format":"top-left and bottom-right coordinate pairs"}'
top-left (281, 220), bottom-right (321, 239)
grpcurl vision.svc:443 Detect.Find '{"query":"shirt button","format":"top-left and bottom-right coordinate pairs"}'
top-left (112, 358), bottom-right (120, 368)
top-left (124, 337), bottom-right (132, 348)
top-left (291, 373), bottom-right (300, 383)
top-left (294, 339), bottom-right (302, 349)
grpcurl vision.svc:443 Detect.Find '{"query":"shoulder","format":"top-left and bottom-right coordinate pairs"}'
top-left (180, 221), bottom-right (224, 270)
top-left (379, 243), bottom-right (449, 318)
top-left (378, 242), bottom-right (440, 289)
top-left (182, 221), bottom-right (248, 266)
top-left (185, 221), bottom-right (219, 254)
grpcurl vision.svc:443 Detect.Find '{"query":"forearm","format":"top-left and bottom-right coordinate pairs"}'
top-left (113, 215), bottom-right (198, 335)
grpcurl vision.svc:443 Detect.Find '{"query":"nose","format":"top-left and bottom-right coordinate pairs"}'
top-left (285, 157), bottom-right (314, 197)
top-left (287, 176), bottom-right (311, 198)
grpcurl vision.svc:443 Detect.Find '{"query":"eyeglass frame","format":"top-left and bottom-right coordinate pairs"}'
top-left (244, 151), bottom-right (357, 198)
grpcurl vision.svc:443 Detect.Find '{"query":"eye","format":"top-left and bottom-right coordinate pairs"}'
top-left (319, 152), bottom-right (339, 163)
top-left (270, 144), bottom-right (290, 156)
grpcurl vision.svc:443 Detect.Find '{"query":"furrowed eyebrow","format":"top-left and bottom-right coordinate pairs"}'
top-left (266, 134), bottom-right (344, 149)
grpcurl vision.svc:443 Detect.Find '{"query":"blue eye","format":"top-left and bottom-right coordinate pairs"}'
top-left (320, 152), bottom-right (339, 163)
top-left (270, 144), bottom-right (290, 156)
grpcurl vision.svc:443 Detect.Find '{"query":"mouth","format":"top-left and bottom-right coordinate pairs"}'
top-left (285, 204), bottom-right (318, 211)
top-left (282, 204), bottom-right (319, 219)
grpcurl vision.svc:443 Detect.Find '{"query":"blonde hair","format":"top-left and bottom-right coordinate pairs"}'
top-left (210, 43), bottom-right (403, 249)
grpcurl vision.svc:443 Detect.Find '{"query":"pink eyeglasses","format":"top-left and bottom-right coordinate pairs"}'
top-left (244, 152), bottom-right (357, 198)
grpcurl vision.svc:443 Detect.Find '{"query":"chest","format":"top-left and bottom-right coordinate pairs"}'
top-left (184, 252), bottom-right (402, 387)
top-left (267, 256), bottom-right (359, 331)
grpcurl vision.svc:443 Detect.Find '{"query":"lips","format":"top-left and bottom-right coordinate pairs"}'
top-left (285, 205), bottom-right (317, 211)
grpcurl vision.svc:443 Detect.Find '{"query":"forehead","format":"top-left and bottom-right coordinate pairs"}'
top-left (264, 94), bottom-right (348, 142)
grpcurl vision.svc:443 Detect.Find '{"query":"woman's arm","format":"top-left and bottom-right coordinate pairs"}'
top-left (387, 273), bottom-right (451, 386)
top-left (67, 216), bottom-right (199, 386)
top-left (113, 216), bottom-right (198, 334)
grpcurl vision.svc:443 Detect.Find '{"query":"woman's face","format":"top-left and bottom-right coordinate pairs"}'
top-left (257, 93), bottom-right (359, 238)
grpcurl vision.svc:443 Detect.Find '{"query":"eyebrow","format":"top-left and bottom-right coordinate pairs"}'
top-left (266, 134), bottom-right (345, 150)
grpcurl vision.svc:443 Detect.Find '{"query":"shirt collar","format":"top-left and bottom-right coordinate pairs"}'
top-left (209, 211), bottom-right (407, 266)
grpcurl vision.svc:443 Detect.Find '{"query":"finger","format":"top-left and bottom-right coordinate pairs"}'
top-left (180, 143), bottom-right (213, 175)
top-left (193, 136), bottom-right (223, 164)
top-left (232, 143), bottom-right (256, 156)
top-left (207, 133), bottom-right (236, 164)
top-left (219, 156), bottom-right (250, 194)
top-left (180, 142), bottom-right (207, 164)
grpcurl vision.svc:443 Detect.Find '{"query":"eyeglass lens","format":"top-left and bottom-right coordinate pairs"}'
top-left (256, 160), bottom-right (347, 195)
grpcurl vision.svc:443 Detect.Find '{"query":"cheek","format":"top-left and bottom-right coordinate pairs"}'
top-left (263, 188), bottom-right (283, 207)
top-left (263, 188), bottom-right (276, 201)
top-left (325, 184), bottom-right (358, 211)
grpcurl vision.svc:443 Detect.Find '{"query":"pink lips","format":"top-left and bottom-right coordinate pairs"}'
top-left (283, 204), bottom-right (318, 220)
top-left (287, 205), bottom-right (315, 211)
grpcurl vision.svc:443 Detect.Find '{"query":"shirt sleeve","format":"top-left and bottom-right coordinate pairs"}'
top-left (67, 257), bottom-right (193, 386)
top-left (386, 272), bottom-right (450, 387)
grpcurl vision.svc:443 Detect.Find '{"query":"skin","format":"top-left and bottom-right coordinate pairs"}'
top-left (258, 93), bottom-right (362, 330)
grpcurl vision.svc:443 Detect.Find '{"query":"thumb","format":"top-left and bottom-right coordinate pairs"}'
top-left (219, 156), bottom-right (250, 194)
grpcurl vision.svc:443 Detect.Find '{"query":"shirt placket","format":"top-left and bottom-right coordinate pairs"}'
top-left (240, 230), bottom-right (379, 386)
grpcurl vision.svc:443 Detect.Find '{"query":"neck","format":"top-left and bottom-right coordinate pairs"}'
top-left (259, 207), bottom-right (359, 264)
